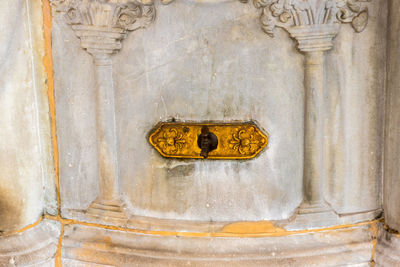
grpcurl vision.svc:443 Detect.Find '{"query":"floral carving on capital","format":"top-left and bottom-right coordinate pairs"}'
top-left (241, 0), bottom-right (370, 37)
top-left (51, 0), bottom-right (161, 31)
top-left (51, 0), bottom-right (176, 57)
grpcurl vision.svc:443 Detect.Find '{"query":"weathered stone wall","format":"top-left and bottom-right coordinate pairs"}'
top-left (0, 0), bottom-right (56, 232)
top-left (384, 0), bottom-right (400, 232)
top-left (375, 224), bottom-right (400, 266)
top-left (0, 1), bottom-right (59, 265)
top-left (1, 0), bottom-right (399, 266)
top-left (375, 0), bottom-right (400, 265)
top-left (52, 0), bottom-right (385, 226)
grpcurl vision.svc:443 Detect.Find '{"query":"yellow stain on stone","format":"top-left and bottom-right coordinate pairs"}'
top-left (54, 223), bottom-right (64, 267)
top-left (221, 221), bottom-right (286, 234)
top-left (0, 216), bottom-right (43, 236)
top-left (42, 0), bottom-right (60, 214)
top-left (41, 1), bottom-right (62, 266)
top-left (44, 214), bottom-right (381, 238)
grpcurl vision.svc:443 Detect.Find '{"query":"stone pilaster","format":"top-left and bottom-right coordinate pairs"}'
top-left (51, 0), bottom-right (173, 222)
top-left (241, 0), bottom-right (371, 228)
top-left (374, 0), bottom-right (400, 264)
top-left (287, 24), bottom-right (339, 214)
top-left (384, 0), bottom-right (400, 233)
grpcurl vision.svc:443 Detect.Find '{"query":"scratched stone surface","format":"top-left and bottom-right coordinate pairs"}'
top-left (52, 0), bottom-right (386, 223)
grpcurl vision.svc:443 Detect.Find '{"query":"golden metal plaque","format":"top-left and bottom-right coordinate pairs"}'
top-left (149, 121), bottom-right (268, 159)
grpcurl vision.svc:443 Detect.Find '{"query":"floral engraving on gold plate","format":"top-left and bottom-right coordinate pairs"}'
top-left (156, 128), bottom-right (186, 154)
top-left (149, 122), bottom-right (268, 159)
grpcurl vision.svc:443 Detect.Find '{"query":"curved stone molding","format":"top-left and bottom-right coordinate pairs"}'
top-left (63, 202), bottom-right (381, 232)
top-left (62, 223), bottom-right (374, 266)
top-left (0, 220), bottom-right (60, 267)
top-left (241, 0), bottom-right (372, 228)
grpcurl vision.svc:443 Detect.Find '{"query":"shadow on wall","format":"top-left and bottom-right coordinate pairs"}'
top-left (0, 185), bottom-right (24, 233)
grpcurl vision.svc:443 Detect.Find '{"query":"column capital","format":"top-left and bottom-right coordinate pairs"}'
top-left (287, 24), bottom-right (339, 52)
top-left (242, 0), bottom-right (370, 52)
top-left (51, 0), bottom-right (174, 57)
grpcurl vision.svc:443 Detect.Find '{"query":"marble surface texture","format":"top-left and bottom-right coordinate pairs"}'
top-left (52, 0), bottom-right (386, 224)
top-left (385, 0), bottom-right (400, 232)
top-left (1, 0), bottom-right (399, 266)
top-left (62, 223), bottom-right (374, 266)
top-left (0, 0), bottom-right (56, 232)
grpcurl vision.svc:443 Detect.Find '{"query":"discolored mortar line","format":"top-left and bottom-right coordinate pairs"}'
top-left (370, 220), bottom-right (380, 266)
top-left (41, 1), bottom-right (63, 264)
top-left (42, 0), bottom-right (60, 215)
top-left (383, 223), bottom-right (400, 235)
top-left (55, 222), bottom-right (64, 267)
top-left (4, 213), bottom-right (382, 238)
top-left (43, 214), bottom-right (381, 238)
top-left (0, 217), bottom-right (43, 237)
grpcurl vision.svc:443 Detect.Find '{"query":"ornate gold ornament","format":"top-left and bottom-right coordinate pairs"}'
top-left (149, 122), bottom-right (268, 159)
top-left (229, 127), bottom-right (267, 155)
top-left (156, 128), bottom-right (187, 154)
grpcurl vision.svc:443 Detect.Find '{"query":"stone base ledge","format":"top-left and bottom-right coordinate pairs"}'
top-left (375, 224), bottom-right (400, 266)
top-left (0, 219), bottom-right (60, 267)
top-left (62, 223), bottom-right (374, 266)
top-left (63, 207), bottom-right (381, 233)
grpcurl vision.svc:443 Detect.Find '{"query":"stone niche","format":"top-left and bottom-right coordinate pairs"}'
top-left (52, 0), bottom-right (385, 229)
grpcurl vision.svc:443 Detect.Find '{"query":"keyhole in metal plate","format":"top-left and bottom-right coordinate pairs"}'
top-left (197, 126), bottom-right (218, 158)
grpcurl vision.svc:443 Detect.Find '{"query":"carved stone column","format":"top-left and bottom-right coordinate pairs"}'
top-left (243, 0), bottom-right (370, 225)
top-left (287, 24), bottom-right (339, 213)
top-left (52, 0), bottom-right (171, 220)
